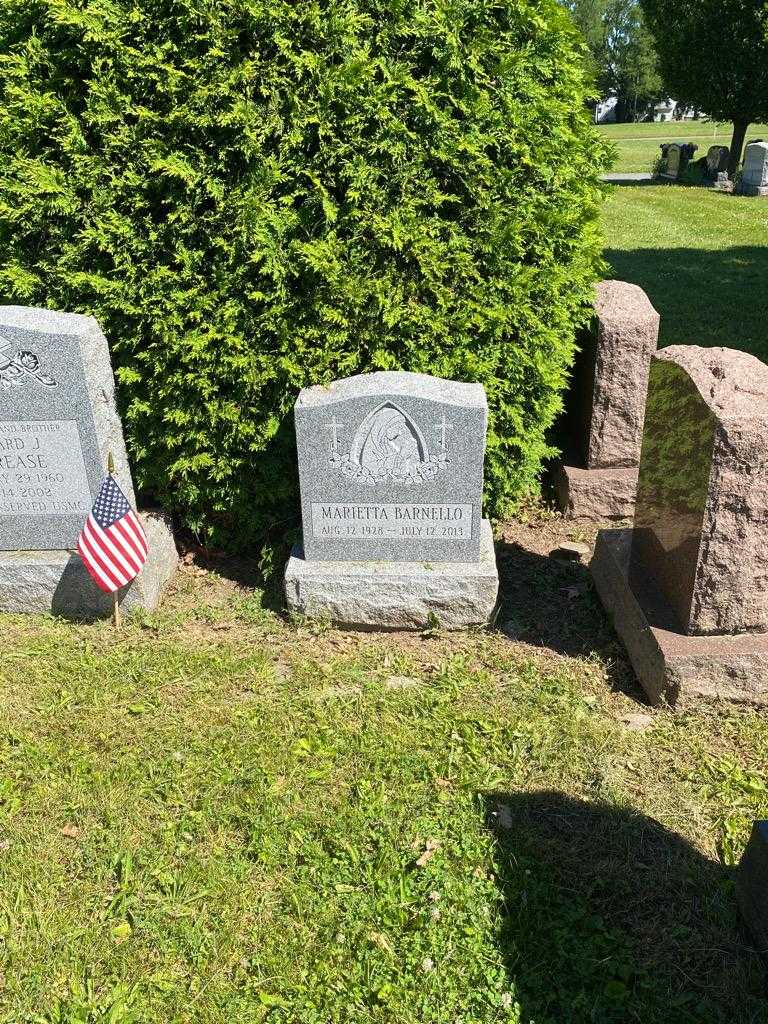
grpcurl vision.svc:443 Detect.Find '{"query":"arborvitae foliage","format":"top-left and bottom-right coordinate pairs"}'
top-left (0, 0), bottom-right (609, 551)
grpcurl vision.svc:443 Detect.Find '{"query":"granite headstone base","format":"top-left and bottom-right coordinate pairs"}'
top-left (285, 519), bottom-right (498, 630)
top-left (554, 464), bottom-right (638, 521)
top-left (741, 183), bottom-right (768, 197)
top-left (737, 821), bottom-right (768, 954)
top-left (0, 512), bottom-right (178, 619)
top-left (590, 529), bottom-right (768, 707)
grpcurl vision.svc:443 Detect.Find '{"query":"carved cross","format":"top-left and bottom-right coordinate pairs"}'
top-left (326, 416), bottom-right (344, 456)
top-left (435, 414), bottom-right (452, 454)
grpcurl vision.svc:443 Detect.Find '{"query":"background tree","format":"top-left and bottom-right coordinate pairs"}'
top-left (604, 1), bottom-right (663, 121)
top-left (641, 0), bottom-right (768, 174)
top-left (0, 0), bottom-right (610, 553)
top-left (566, 0), bottom-right (663, 121)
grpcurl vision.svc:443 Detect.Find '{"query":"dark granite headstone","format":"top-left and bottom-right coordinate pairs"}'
top-left (632, 346), bottom-right (768, 636)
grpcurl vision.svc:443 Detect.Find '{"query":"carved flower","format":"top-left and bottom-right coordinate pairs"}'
top-left (16, 351), bottom-right (39, 371)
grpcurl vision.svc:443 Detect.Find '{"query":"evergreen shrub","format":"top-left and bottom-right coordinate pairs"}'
top-left (0, 0), bottom-right (609, 550)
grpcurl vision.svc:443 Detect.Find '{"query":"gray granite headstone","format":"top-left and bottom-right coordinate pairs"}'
top-left (295, 372), bottom-right (487, 563)
top-left (0, 306), bottom-right (133, 551)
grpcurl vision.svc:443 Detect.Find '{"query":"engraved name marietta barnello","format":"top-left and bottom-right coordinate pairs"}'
top-left (319, 503), bottom-right (466, 521)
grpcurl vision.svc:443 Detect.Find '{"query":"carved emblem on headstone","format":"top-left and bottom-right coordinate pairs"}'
top-left (0, 335), bottom-right (58, 391)
top-left (327, 401), bottom-right (450, 486)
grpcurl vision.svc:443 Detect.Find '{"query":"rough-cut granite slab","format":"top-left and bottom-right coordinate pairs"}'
top-left (555, 281), bottom-right (658, 523)
top-left (0, 512), bottom-right (177, 619)
top-left (0, 306), bottom-right (134, 550)
top-left (591, 528), bottom-right (768, 707)
top-left (633, 346), bottom-right (768, 636)
top-left (737, 821), bottom-right (768, 953)
top-left (284, 518), bottom-right (498, 630)
top-left (295, 371), bottom-right (486, 563)
top-left (554, 464), bottom-right (638, 521)
top-left (586, 281), bottom-right (660, 469)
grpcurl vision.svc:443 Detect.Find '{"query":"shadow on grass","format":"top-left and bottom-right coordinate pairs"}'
top-left (485, 790), bottom-right (766, 1024)
top-left (605, 244), bottom-right (768, 359)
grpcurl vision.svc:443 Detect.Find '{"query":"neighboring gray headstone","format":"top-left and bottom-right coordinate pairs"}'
top-left (632, 346), bottom-right (768, 636)
top-left (0, 306), bottom-right (133, 550)
top-left (0, 306), bottom-right (177, 618)
top-left (741, 142), bottom-right (768, 196)
top-left (295, 372), bottom-right (487, 563)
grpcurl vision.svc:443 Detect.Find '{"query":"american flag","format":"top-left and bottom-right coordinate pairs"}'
top-left (77, 474), bottom-right (148, 593)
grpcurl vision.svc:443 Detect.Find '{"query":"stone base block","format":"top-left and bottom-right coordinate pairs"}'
top-left (0, 512), bottom-right (178, 620)
top-left (554, 464), bottom-right (638, 521)
top-left (737, 821), bottom-right (768, 953)
top-left (284, 519), bottom-right (498, 630)
top-left (590, 528), bottom-right (768, 706)
top-left (741, 184), bottom-right (768, 197)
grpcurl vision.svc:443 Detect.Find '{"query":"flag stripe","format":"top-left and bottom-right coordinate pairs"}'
top-left (94, 516), bottom-right (143, 575)
top-left (79, 522), bottom-right (126, 591)
top-left (83, 518), bottom-right (132, 586)
top-left (77, 535), bottom-right (115, 592)
top-left (113, 517), bottom-right (147, 567)
top-left (123, 511), bottom-right (149, 557)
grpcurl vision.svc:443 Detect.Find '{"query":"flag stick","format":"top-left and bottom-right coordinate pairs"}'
top-left (107, 451), bottom-right (121, 631)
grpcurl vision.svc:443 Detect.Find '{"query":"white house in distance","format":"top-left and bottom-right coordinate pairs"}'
top-left (654, 99), bottom-right (696, 122)
top-left (595, 96), bottom-right (618, 123)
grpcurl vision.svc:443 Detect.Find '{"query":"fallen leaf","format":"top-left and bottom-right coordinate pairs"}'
top-left (61, 824), bottom-right (80, 839)
top-left (415, 839), bottom-right (440, 868)
top-left (112, 921), bottom-right (132, 943)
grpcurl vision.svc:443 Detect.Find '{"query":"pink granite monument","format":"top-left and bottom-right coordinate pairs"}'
top-left (591, 346), bottom-right (768, 706)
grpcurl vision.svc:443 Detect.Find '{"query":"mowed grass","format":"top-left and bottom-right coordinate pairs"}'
top-left (599, 121), bottom-right (768, 174)
top-left (602, 185), bottom-right (768, 358)
top-left (0, 551), bottom-right (767, 1024)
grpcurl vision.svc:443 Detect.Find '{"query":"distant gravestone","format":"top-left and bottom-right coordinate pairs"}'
top-left (285, 372), bottom-right (499, 628)
top-left (664, 143), bottom-right (682, 178)
top-left (591, 345), bottom-right (768, 707)
top-left (661, 142), bottom-right (697, 180)
top-left (705, 145), bottom-right (729, 177)
top-left (741, 142), bottom-right (768, 197)
top-left (0, 306), bottom-right (177, 617)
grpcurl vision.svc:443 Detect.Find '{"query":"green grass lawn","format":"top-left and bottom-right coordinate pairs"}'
top-left (601, 185), bottom-right (768, 359)
top-left (1, 522), bottom-right (767, 1024)
top-left (599, 121), bottom-right (768, 174)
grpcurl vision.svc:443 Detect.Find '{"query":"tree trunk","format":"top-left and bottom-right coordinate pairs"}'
top-left (728, 119), bottom-right (750, 178)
